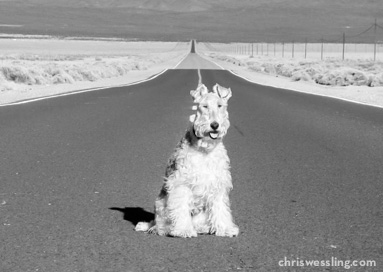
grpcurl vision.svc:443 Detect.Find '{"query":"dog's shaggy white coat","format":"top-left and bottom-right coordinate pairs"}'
top-left (135, 83), bottom-right (239, 238)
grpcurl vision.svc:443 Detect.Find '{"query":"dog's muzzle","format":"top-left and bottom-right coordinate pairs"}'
top-left (209, 122), bottom-right (220, 139)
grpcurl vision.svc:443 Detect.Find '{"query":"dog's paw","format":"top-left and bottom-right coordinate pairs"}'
top-left (170, 228), bottom-right (198, 238)
top-left (195, 225), bottom-right (211, 234)
top-left (135, 222), bottom-right (151, 232)
top-left (215, 225), bottom-right (239, 237)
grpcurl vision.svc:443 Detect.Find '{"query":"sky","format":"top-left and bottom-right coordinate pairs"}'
top-left (0, 0), bottom-right (382, 42)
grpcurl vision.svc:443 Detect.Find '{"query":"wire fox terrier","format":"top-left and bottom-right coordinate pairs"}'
top-left (135, 83), bottom-right (239, 238)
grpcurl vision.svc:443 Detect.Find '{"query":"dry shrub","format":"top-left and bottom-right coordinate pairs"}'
top-left (208, 53), bottom-right (383, 88)
top-left (51, 70), bottom-right (76, 84)
top-left (248, 64), bottom-right (262, 73)
top-left (292, 71), bottom-right (313, 82)
top-left (0, 72), bottom-right (18, 92)
top-left (262, 63), bottom-right (277, 75)
top-left (315, 68), bottom-right (370, 86)
top-left (369, 73), bottom-right (383, 87)
top-left (0, 51), bottom-right (182, 88)
top-left (1, 66), bottom-right (36, 84)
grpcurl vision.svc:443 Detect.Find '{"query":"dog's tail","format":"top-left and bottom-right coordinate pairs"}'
top-left (135, 220), bottom-right (156, 233)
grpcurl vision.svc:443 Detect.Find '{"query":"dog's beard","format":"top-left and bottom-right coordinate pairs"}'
top-left (193, 124), bottom-right (228, 140)
top-left (192, 113), bottom-right (230, 141)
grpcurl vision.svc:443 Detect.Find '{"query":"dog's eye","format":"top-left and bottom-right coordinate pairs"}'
top-left (203, 105), bottom-right (208, 109)
top-left (218, 105), bottom-right (222, 108)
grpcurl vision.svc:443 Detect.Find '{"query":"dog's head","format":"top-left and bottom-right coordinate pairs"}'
top-left (190, 84), bottom-right (232, 141)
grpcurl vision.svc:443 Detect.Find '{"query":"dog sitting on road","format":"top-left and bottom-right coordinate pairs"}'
top-left (135, 83), bottom-right (239, 238)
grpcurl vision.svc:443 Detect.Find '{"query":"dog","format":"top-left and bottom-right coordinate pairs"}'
top-left (135, 83), bottom-right (239, 238)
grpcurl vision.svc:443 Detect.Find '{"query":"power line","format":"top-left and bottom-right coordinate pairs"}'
top-left (347, 24), bottom-right (374, 38)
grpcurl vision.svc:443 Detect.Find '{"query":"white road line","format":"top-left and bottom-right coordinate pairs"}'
top-left (228, 69), bottom-right (383, 110)
top-left (205, 57), bottom-right (383, 110)
top-left (0, 69), bottom-right (168, 107)
top-left (0, 53), bottom-right (190, 107)
top-left (198, 56), bottom-right (226, 70)
top-left (4, 51), bottom-right (381, 110)
top-left (172, 53), bottom-right (191, 69)
top-left (197, 69), bottom-right (202, 85)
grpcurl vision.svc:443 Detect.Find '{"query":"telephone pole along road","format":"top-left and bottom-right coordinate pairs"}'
top-left (1, 50), bottom-right (382, 271)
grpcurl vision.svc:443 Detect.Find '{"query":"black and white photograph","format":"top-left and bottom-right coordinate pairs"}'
top-left (0, 1), bottom-right (382, 271)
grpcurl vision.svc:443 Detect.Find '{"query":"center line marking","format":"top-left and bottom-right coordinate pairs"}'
top-left (197, 69), bottom-right (202, 86)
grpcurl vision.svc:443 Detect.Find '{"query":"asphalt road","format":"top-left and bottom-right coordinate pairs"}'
top-left (1, 53), bottom-right (382, 272)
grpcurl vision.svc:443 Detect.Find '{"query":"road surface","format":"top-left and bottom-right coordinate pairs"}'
top-left (1, 53), bottom-right (382, 272)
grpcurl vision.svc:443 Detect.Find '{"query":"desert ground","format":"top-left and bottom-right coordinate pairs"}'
top-left (198, 43), bottom-right (383, 108)
top-left (2, 38), bottom-right (383, 108)
top-left (0, 39), bottom-right (189, 105)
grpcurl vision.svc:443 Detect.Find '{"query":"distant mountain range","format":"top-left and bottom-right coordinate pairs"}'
top-left (0, 0), bottom-right (382, 42)
top-left (0, 0), bottom-right (272, 11)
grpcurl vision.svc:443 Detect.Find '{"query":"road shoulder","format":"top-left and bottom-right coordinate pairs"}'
top-left (0, 52), bottom-right (188, 106)
top-left (204, 54), bottom-right (383, 109)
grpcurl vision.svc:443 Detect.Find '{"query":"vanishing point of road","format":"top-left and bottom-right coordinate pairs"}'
top-left (1, 47), bottom-right (382, 271)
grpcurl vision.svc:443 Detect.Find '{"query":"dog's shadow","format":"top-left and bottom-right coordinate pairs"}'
top-left (109, 207), bottom-right (154, 226)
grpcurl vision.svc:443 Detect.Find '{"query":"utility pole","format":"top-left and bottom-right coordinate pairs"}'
top-left (274, 43), bottom-right (276, 56)
top-left (342, 32), bottom-right (346, 60)
top-left (321, 37), bottom-right (324, 60)
top-left (292, 41), bottom-right (295, 58)
top-left (374, 18), bottom-right (377, 61)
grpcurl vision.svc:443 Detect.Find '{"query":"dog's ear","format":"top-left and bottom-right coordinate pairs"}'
top-left (213, 84), bottom-right (232, 102)
top-left (190, 84), bottom-right (208, 103)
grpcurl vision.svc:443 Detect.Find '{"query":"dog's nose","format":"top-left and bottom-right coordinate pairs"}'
top-left (210, 121), bottom-right (219, 130)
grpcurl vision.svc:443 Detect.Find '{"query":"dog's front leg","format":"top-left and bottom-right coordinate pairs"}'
top-left (209, 190), bottom-right (239, 237)
top-left (167, 185), bottom-right (197, 238)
